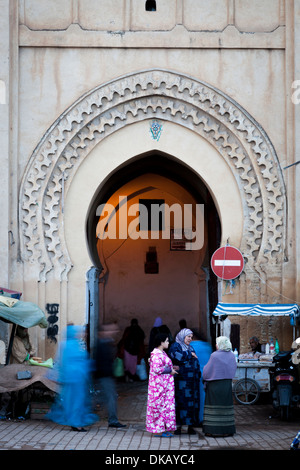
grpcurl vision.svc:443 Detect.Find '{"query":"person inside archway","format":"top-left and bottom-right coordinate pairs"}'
top-left (118, 319), bottom-right (146, 382)
top-left (148, 317), bottom-right (173, 355)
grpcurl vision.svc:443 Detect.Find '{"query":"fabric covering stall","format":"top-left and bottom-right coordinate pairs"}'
top-left (0, 364), bottom-right (58, 394)
top-left (0, 295), bottom-right (47, 328)
top-left (213, 302), bottom-right (300, 318)
top-left (213, 302), bottom-right (300, 341)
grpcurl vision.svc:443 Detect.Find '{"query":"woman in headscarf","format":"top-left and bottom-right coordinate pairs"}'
top-left (46, 324), bottom-right (98, 432)
top-left (202, 336), bottom-right (237, 437)
top-left (168, 328), bottom-right (201, 435)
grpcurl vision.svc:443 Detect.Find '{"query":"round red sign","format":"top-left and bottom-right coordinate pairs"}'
top-left (211, 246), bottom-right (244, 280)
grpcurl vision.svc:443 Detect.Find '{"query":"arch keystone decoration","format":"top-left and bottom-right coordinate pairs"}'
top-left (19, 69), bottom-right (286, 292)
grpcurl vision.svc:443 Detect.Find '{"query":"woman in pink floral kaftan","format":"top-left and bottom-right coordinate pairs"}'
top-left (146, 333), bottom-right (177, 437)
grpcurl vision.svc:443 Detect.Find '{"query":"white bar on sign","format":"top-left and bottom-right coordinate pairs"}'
top-left (214, 260), bottom-right (241, 266)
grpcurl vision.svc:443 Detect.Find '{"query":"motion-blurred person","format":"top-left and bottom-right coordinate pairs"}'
top-left (94, 323), bottom-right (126, 428)
top-left (46, 324), bottom-right (98, 432)
top-left (191, 331), bottom-right (213, 424)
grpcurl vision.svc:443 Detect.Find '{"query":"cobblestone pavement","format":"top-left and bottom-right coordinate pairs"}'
top-left (0, 381), bottom-right (299, 453)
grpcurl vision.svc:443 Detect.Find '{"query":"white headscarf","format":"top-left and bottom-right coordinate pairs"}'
top-left (216, 336), bottom-right (232, 351)
top-left (175, 328), bottom-right (193, 351)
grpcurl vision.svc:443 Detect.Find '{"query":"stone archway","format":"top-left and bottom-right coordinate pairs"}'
top-left (19, 69), bottom-right (286, 306)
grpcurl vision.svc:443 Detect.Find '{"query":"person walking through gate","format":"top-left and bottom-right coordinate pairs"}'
top-left (94, 323), bottom-right (126, 428)
top-left (46, 324), bottom-right (98, 432)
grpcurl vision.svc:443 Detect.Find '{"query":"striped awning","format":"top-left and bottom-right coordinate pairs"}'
top-left (213, 303), bottom-right (300, 317)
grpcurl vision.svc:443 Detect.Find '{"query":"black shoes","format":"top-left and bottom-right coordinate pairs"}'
top-left (174, 426), bottom-right (196, 435)
top-left (108, 422), bottom-right (126, 428)
top-left (71, 427), bottom-right (87, 432)
top-left (188, 426), bottom-right (196, 435)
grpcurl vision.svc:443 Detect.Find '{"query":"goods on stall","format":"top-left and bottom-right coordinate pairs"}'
top-left (238, 352), bottom-right (260, 361)
top-left (238, 352), bottom-right (273, 362)
top-left (257, 354), bottom-right (273, 362)
top-left (32, 357), bottom-right (43, 363)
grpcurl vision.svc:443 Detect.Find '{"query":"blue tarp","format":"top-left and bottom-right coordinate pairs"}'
top-left (213, 303), bottom-right (300, 317)
top-left (0, 298), bottom-right (47, 328)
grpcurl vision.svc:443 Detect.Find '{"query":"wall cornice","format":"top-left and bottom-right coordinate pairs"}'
top-left (19, 24), bottom-right (285, 49)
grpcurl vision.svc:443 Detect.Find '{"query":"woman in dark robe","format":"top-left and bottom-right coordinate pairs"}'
top-left (118, 319), bottom-right (145, 381)
top-left (168, 328), bottom-right (201, 435)
top-left (202, 336), bottom-right (237, 437)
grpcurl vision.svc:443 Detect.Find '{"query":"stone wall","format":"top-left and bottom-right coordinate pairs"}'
top-left (0, 0), bottom-right (299, 358)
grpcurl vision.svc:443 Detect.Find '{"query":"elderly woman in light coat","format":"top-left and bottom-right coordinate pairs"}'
top-left (202, 336), bottom-right (237, 437)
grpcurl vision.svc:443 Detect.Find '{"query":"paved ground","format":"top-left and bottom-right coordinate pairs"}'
top-left (0, 380), bottom-right (299, 454)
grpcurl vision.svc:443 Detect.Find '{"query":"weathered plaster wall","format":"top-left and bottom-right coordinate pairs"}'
top-left (0, 0), bottom-right (299, 357)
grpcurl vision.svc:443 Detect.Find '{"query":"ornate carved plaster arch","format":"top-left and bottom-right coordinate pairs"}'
top-left (19, 69), bottom-right (286, 283)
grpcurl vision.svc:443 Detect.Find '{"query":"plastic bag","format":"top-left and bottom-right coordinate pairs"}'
top-left (113, 357), bottom-right (124, 377)
top-left (136, 358), bottom-right (147, 381)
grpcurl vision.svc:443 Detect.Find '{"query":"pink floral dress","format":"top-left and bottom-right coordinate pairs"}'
top-left (146, 348), bottom-right (176, 433)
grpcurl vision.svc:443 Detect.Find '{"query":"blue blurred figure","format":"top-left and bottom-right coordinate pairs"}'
top-left (191, 331), bottom-right (213, 424)
top-left (290, 430), bottom-right (300, 450)
top-left (46, 324), bottom-right (98, 431)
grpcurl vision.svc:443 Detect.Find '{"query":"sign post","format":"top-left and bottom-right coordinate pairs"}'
top-left (211, 246), bottom-right (244, 280)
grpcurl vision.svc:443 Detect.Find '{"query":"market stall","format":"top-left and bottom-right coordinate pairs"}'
top-left (0, 293), bottom-right (47, 364)
top-left (0, 293), bottom-right (57, 418)
top-left (213, 302), bottom-right (300, 405)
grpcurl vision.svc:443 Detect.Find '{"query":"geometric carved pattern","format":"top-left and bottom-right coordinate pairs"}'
top-left (19, 69), bottom-right (286, 283)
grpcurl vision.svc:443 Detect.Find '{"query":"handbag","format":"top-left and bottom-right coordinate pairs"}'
top-left (113, 357), bottom-right (124, 377)
top-left (136, 358), bottom-right (147, 381)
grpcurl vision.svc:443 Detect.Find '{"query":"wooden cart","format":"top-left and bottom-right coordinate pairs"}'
top-left (233, 361), bottom-right (274, 405)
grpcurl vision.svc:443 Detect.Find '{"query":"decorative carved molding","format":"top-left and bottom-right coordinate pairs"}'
top-left (19, 69), bottom-right (286, 282)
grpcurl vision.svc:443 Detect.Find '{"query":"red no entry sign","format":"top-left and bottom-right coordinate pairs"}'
top-left (211, 246), bottom-right (244, 280)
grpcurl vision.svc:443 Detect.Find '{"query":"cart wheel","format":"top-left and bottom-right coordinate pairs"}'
top-left (233, 378), bottom-right (261, 405)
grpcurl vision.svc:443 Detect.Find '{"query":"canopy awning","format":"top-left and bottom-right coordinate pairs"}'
top-left (212, 302), bottom-right (300, 317)
top-left (0, 296), bottom-right (47, 328)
